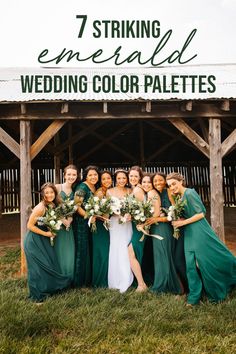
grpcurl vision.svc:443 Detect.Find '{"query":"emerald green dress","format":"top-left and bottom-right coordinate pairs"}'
top-left (54, 189), bottom-right (75, 281)
top-left (24, 225), bottom-right (71, 302)
top-left (92, 219), bottom-right (110, 287)
top-left (73, 182), bottom-right (93, 287)
top-left (182, 188), bottom-right (236, 304)
top-left (151, 189), bottom-right (181, 294)
top-left (130, 221), bottom-right (145, 265)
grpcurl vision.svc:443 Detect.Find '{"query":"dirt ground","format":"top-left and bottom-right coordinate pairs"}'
top-left (0, 208), bottom-right (235, 254)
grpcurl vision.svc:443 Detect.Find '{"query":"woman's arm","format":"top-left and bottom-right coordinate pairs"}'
top-left (172, 213), bottom-right (204, 228)
top-left (145, 191), bottom-right (161, 225)
top-left (27, 203), bottom-right (53, 237)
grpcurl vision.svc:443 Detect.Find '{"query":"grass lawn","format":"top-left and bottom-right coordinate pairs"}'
top-left (0, 245), bottom-right (236, 354)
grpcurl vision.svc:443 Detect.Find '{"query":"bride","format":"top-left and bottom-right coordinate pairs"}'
top-left (107, 169), bottom-right (134, 293)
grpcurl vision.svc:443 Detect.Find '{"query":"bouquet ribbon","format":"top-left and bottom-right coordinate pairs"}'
top-left (88, 215), bottom-right (110, 231)
top-left (137, 224), bottom-right (164, 242)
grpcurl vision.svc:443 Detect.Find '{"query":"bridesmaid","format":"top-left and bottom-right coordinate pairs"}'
top-left (55, 165), bottom-right (78, 282)
top-left (73, 165), bottom-right (99, 287)
top-left (92, 170), bottom-right (113, 288)
top-left (128, 166), bottom-right (147, 292)
top-left (24, 183), bottom-right (71, 302)
top-left (107, 169), bottom-right (133, 293)
top-left (145, 173), bottom-right (182, 295)
top-left (166, 172), bottom-right (236, 305)
top-left (152, 172), bottom-right (188, 293)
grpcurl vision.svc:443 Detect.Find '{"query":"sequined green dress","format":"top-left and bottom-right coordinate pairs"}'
top-left (73, 182), bottom-right (93, 287)
top-left (182, 188), bottom-right (236, 304)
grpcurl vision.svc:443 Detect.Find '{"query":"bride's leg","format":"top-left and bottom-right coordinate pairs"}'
top-left (128, 244), bottom-right (147, 291)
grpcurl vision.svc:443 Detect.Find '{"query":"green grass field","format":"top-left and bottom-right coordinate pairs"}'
top-left (0, 245), bottom-right (236, 354)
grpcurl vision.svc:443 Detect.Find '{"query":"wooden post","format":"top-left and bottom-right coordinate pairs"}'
top-left (139, 121), bottom-right (145, 168)
top-left (54, 134), bottom-right (61, 184)
top-left (209, 118), bottom-right (225, 241)
top-left (20, 120), bottom-right (32, 275)
top-left (68, 123), bottom-right (73, 164)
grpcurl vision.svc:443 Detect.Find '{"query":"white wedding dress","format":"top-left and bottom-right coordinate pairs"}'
top-left (108, 215), bottom-right (134, 293)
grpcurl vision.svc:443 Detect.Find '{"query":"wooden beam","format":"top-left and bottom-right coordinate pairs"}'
top-left (221, 128), bottom-right (236, 157)
top-left (20, 120), bottom-right (32, 275)
top-left (54, 134), bottom-right (60, 184)
top-left (30, 120), bottom-right (66, 160)
top-left (68, 123), bottom-right (73, 163)
top-left (61, 103), bottom-right (69, 114)
top-left (20, 104), bottom-right (27, 115)
top-left (139, 121), bottom-right (145, 167)
top-left (146, 101), bottom-right (152, 113)
top-left (220, 99), bottom-right (230, 111)
top-left (0, 127), bottom-right (20, 158)
top-left (209, 118), bottom-right (225, 241)
top-left (181, 100), bottom-right (192, 112)
top-left (198, 118), bottom-right (209, 143)
top-left (103, 102), bottom-right (108, 113)
top-left (169, 118), bottom-right (210, 158)
top-left (55, 120), bottom-right (108, 155)
top-left (77, 122), bottom-right (136, 162)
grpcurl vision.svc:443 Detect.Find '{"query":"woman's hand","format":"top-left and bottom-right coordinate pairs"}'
top-left (124, 213), bottom-right (132, 222)
top-left (145, 216), bottom-right (159, 226)
top-left (172, 220), bottom-right (185, 228)
top-left (45, 231), bottom-right (54, 237)
top-left (62, 217), bottom-right (73, 229)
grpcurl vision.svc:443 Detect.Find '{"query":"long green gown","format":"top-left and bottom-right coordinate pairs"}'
top-left (54, 189), bottom-right (75, 281)
top-left (130, 221), bottom-right (145, 265)
top-left (73, 182), bottom-right (93, 287)
top-left (24, 225), bottom-right (71, 302)
top-left (182, 188), bottom-right (236, 304)
top-left (151, 189), bottom-right (181, 294)
top-left (92, 219), bottom-right (110, 287)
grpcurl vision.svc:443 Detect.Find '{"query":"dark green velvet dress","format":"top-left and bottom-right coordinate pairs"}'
top-left (54, 190), bottom-right (75, 281)
top-left (73, 182), bottom-right (93, 287)
top-left (92, 219), bottom-right (110, 287)
top-left (24, 225), bottom-right (71, 302)
top-left (151, 189), bottom-right (181, 294)
top-left (182, 188), bottom-right (236, 304)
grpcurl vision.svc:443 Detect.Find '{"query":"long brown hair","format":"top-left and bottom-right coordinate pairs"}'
top-left (40, 182), bottom-right (62, 207)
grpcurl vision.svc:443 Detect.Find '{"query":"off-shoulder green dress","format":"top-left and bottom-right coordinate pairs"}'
top-left (182, 188), bottom-right (236, 304)
top-left (24, 224), bottom-right (71, 302)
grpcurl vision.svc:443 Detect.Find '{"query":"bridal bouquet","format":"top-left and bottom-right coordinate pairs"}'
top-left (162, 195), bottom-right (186, 239)
top-left (84, 195), bottom-right (112, 232)
top-left (110, 195), bottom-right (131, 224)
top-left (37, 205), bottom-right (63, 246)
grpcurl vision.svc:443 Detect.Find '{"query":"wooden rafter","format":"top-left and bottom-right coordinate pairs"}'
top-left (0, 127), bottom-right (20, 158)
top-left (30, 120), bottom-right (67, 160)
top-left (77, 121), bottom-right (136, 163)
top-left (168, 118), bottom-right (210, 158)
top-left (55, 120), bottom-right (108, 155)
top-left (221, 128), bottom-right (236, 157)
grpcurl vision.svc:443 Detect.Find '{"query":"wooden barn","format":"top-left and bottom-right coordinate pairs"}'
top-left (0, 65), bottom-right (235, 273)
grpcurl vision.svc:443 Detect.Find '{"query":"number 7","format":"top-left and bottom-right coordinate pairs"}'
top-left (76, 15), bottom-right (87, 38)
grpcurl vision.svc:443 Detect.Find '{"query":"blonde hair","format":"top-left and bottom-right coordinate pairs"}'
top-left (166, 172), bottom-right (185, 185)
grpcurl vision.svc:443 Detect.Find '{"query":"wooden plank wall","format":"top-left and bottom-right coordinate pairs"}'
top-left (0, 162), bottom-right (235, 213)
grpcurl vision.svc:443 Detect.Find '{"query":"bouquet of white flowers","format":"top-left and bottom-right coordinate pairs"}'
top-left (37, 205), bottom-right (63, 246)
top-left (84, 195), bottom-right (112, 232)
top-left (55, 197), bottom-right (78, 230)
top-left (128, 195), bottom-right (163, 241)
top-left (109, 195), bottom-right (131, 224)
top-left (162, 195), bottom-right (186, 239)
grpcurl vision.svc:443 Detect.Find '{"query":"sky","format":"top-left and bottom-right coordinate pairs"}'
top-left (0, 0), bottom-right (236, 67)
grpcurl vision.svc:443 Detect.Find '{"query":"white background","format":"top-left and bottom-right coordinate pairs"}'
top-left (0, 0), bottom-right (235, 67)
